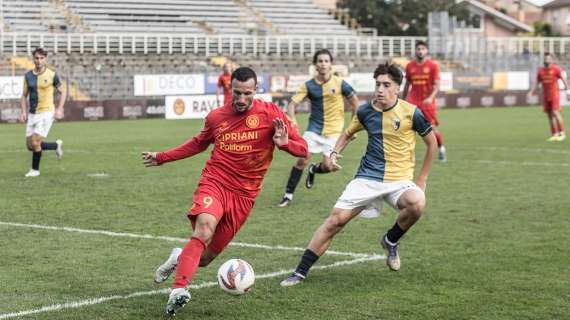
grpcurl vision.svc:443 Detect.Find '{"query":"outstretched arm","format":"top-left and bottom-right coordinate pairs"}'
top-left (142, 118), bottom-right (214, 167)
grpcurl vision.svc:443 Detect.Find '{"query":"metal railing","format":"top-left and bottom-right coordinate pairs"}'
top-left (0, 32), bottom-right (426, 57)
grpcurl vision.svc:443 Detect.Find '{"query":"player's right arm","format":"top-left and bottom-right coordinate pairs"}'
top-left (19, 80), bottom-right (29, 123)
top-left (216, 76), bottom-right (223, 105)
top-left (286, 100), bottom-right (299, 125)
top-left (402, 64), bottom-right (412, 100)
top-left (329, 114), bottom-right (364, 171)
top-left (142, 116), bottom-right (214, 167)
top-left (528, 72), bottom-right (541, 97)
top-left (287, 82), bottom-right (308, 125)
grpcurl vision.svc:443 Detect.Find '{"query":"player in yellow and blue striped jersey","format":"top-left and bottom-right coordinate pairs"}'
top-left (281, 62), bottom-right (437, 286)
top-left (19, 48), bottom-right (66, 177)
top-left (278, 49), bottom-right (360, 207)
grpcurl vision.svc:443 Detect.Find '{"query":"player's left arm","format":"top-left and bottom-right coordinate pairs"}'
top-left (425, 63), bottom-right (440, 105)
top-left (329, 114), bottom-right (364, 171)
top-left (416, 131), bottom-right (437, 191)
top-left (341, 80), bottom-right (358, 118)
top-left (347, 94), bottom-right (360, 119)
top-left (413, 108), bottom-right (436, 190)
top-left (558, 68), bottom-right (570, 98)
top-left (273, 108), bottom-right (308, 158)
top-left (54, 73), bottom-right (66, 120)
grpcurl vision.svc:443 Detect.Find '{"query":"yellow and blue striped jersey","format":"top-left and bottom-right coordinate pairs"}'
top-left (24, 68), bottom-right (61, 114)
top-left (345, 99), bottom-right (432, 182)
top-left (292, 75), bottom-right (355, 137)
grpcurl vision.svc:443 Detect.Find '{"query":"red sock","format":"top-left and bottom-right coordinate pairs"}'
top-left (550, 122), bottom-right (557, 135)
top-left (172, 236), bottom-right (206, 289)
top-left (434, 131), bottom-right (443, 147)
top-left (558, 121), bottom-right (565, 133)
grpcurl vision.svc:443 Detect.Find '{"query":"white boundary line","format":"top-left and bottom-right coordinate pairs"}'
top-left (473, 159), bottom-right (570, 167)
top-left (0, 221), bottom-right (384, 319)
top-left (3, 145), bottom-right (570, 155)
top-left (0, 255), bottom-right (383, 320)
top-left (0, 221), bottom-right (372, 258)
top-left (474, 146), bottom-right (570, 155)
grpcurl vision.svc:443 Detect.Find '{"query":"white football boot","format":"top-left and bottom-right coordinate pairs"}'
top-left (24, 169), bottom-right (40, 177)
top-left (154, 248), bottom-right (182, 283)
top-left (165, 287), bottom-right (191, 316)
top-left (55, 139), bottom-right (63, 160)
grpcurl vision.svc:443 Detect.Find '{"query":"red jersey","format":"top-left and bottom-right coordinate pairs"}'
top-left (537, 64), bottom-right (563, 101)
top-left (405, 59), bottom-right (440, 109)
top-left (217, 73), bottom-right (232, 104)
top-left (156, 99), bottom-right (308, 199)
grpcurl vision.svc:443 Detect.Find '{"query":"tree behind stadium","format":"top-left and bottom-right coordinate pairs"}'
top-left (337, 0), bottom-right (469, 36)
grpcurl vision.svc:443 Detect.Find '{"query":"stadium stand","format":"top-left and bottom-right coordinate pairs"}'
top-left (0, 0), bottom-right (357, 36)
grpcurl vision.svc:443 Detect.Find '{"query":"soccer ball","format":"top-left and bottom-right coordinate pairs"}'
top-left (217, 259), bottom-right (255, 295)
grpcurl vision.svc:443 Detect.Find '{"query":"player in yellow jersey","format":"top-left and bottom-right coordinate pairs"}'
top-left (19, 48), bottom-right (66, 177)
top-left (278, 49), bottom-right (360, 207)
top-left (281, 62), bottom-right (437, 286)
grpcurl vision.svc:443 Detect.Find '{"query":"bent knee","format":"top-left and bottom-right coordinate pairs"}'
top-left (406, 199), bottom-right (426, 218)
top-left (325, 214), bottom-right (350, 230)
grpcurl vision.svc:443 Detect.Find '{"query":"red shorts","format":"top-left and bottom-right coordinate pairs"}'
top-left (419, 106), bottom-right (439, 126)
top-left (543, 99), bottom-right (561, 113)
top-left (188, 179), bottom-right (255, 254)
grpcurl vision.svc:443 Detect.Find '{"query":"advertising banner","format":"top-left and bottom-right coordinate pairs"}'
top-left (134, 74), bottom-right (205, 96)
top-left (165, 94), bottom-right (272, 119)
top-left (346, 73), bottom-right (374, 93)
top-left (0, 77), bottom-right (24, 100)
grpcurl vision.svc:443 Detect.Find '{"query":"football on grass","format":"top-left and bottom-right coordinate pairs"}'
top-left (217, 259), bottom-right (255, 295)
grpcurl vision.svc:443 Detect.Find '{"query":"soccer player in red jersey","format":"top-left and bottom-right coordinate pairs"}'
top-left (216, 62), bottom-right (232, 105)
top-left (403, 41), bottom-right (447, 161)
top-left (528, 52), bottom-right (568, 142)
top-left (142, 67), bottom-right (308, 316)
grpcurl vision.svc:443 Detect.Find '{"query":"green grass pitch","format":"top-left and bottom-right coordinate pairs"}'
top-left (0, 106), bottom-right (569, 319)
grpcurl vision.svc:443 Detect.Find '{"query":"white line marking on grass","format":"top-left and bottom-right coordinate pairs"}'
top-left (0, 255), bottom-right (384, 319)
top-left (474, 146), bottom-right (570, 155)
top-left (86, 173), bottom-right (111, 178)
top-left (474, 159), bottom-right (570, 167)
top-left (0, 221), bottom-right (372, 258)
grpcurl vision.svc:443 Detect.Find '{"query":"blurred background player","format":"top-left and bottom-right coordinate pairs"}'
top-left (142, 67), bottom-right (307, 316)
top-left (19, 47), bottom-right (65, 177)
top-left (280, 62), bottom-right (437, 287)
top-left (528, 52), bottom-right (569, 142)
top-left (278, 49), bottom-right (360, 207)
top-left (216, 62), bottom-right (233, 106)
top-left (403, 40), bottom-right (447, 161)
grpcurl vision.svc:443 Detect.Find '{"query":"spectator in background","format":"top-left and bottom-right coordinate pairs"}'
top-left (216, 62), bottom-right (232, 105)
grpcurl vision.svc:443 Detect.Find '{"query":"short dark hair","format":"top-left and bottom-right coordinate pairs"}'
top-left (544, 52), bottom-right (552, 57)
top-left (32, 47), bottom-right (48, 57)
top-left (373, 62), bottom-right (403, 85)
top-left (231, 67), bottom-right (257, 85)
top-left (415, 40), bottom-right (428, 49)
top-left (313, 49), bottom-right (333, 64)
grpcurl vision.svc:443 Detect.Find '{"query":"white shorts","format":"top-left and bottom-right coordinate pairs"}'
top-left (303, 131), bottom-right (337, 157)
top-left (25, 111), bottom-right (54, 138)
top-left (334, 178), bottom-right (423, 219)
